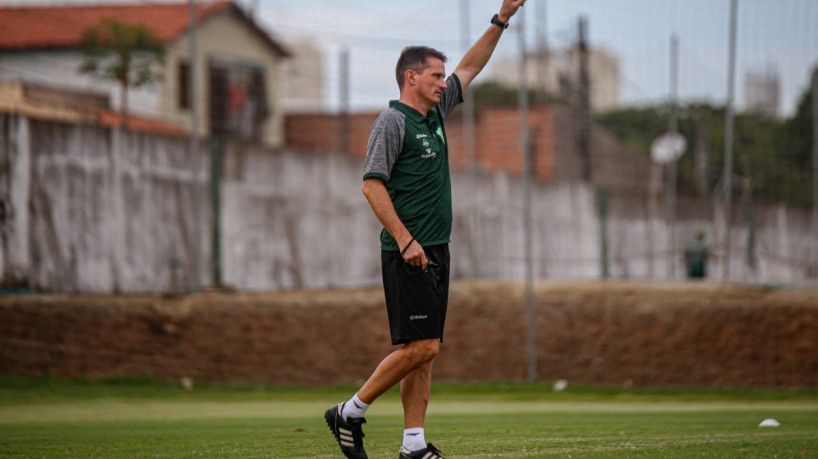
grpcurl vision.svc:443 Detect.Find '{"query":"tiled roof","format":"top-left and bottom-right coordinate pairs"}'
top-left (0, 1), bottom-right (287, 56)
top-left (97, 108), bottom-right (188, 137)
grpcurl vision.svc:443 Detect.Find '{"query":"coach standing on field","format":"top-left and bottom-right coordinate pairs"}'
top-left (325, 1), bottom-right (526, 458)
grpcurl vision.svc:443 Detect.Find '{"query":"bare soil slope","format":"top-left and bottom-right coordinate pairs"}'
top-left (2, 280), bottom-right (817, 388)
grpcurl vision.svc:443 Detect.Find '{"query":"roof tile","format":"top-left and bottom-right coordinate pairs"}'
top-left (0, 1), bottom-right (231, 51)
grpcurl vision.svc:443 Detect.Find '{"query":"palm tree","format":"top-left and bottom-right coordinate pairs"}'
top-left (79, 19), bottom-right (165, 129)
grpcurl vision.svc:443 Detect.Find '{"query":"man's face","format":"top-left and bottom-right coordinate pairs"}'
top-left (409, 57), bottom-right (447, 107)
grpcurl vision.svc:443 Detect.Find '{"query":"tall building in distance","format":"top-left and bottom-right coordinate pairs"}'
top-left (487, 45), bottom-right (622, 113)
top-left (278, 37), bottom-right (325, 113)
top-left (744, 65), bottom-right (780, 119)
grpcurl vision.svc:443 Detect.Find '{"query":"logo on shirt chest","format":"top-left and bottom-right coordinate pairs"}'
top-left (416, 133), bottom-right (438, 159)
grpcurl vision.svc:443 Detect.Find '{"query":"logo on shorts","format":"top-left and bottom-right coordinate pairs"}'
top-left (409, 315), bottom-right (428, 321)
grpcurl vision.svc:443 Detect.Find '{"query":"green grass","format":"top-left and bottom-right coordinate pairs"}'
top-left (1, 376), bottom-right (817, 458)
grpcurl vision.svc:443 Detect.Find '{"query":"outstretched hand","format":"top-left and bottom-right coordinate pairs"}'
top-left (499, 0), bottom-right (526, 22)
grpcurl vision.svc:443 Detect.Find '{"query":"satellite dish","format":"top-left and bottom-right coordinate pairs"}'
top-left (651, 132), bottom-right (687, 164)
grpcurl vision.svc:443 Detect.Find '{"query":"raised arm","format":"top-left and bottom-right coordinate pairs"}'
top-left (453, 0), bottom-right (526, 91)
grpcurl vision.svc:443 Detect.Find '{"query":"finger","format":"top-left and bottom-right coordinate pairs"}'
top-left (421, 256), bottom-right (428, 271)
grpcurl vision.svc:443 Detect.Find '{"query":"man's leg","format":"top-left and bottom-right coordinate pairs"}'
top-left (401, 359), bottom-right (433, 428)
top-left (357, 339), bottom-right (439, 404)
top-left (326, 245), bottom-right (446, 458)
top-left (325, 339), bottom-right (438, 457)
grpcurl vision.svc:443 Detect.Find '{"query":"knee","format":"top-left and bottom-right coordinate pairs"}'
top-left (405, 339), bottom-right (439, 364)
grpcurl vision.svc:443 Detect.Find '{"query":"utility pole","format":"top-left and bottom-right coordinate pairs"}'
top-left (339, 47), bottom-right (350, 153)
top-left (459, 0), bottom-right (479, 276)
top-left (187, 0), bottom-right (201, 291)
top-left (248, 0), bottom-right (258, 19)
top-left (518, 6), bottom-right (537, 383)
top-left (667, 34), bottom-right (679, 279)
top-left (460, 0), bottom-right (476, 169)
top-left (812, 67), bottom-right (818, 271)
top-left (210, 137), bottom-right (223, 287)
top-left (722, 0), bottom-right (738, 281)
top-left (535, 0), bottom-right (548, 100)
top-left (577, 16), bottom-right (592, 182)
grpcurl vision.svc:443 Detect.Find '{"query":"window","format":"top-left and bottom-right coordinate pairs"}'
top-left (178, 61), bottom-right (190, 110)
top-left (208, 58), bottom-right (269, 141)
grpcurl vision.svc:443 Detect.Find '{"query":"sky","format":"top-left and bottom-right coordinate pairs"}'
top-left (3, 0), bottom-right (817, 116)
top-left (256, 0), bottom-right (818, 116)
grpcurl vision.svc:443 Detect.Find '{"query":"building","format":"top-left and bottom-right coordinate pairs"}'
top-left (277, 37), bottom-right (325, 113)
top-left (285, 103), bottom-right (651, 195)
top-left (0, 0), bottom-right (292, 145)
top-left (744, 66), bottom-right (780, 119)
top-left (487, 45), bottom-right (622, 113)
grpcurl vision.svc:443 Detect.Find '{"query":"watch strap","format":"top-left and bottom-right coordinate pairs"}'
top-left (491, 14), bottom-right (509, 30)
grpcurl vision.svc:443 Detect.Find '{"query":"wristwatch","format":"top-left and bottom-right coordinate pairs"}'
top-left (491, 14), bottom-right (509, 30)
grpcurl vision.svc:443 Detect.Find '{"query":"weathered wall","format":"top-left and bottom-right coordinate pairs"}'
top-left (1, 281), bottom-right (816, 388)
top-left (1, 114), bottom-right (816, 292)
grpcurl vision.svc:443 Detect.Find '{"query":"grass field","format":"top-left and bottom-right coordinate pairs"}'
top-left (1, 377), bottom-right (817, 458)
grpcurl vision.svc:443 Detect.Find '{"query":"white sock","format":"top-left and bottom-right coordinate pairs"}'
top-left (402, 427), bottom-right (426, 452)
top-left (341, 393), bottom-right (369, 420)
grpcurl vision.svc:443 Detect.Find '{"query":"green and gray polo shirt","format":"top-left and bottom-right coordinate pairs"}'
top-left (363, 74), bottom-right (464, 251)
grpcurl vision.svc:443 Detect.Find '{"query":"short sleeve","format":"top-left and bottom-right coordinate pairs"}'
top-left (363, 108), bottom-right (405, 181)
top-left (437, 74), bottom-right (464, 120)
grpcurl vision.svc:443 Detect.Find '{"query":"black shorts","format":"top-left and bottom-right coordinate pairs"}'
top-left (381, 244), bottom-right (450, 345)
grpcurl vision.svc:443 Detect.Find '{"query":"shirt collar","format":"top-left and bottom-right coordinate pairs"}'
top-left (389, 100), bottom-right (435, 123)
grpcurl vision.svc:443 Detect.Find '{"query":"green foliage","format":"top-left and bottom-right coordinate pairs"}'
top-left (470, 81), bottom-right (553, 108)
top-left (470, 70), bottom-right (816, 208)
top-left (79, 19), bottom-right (165, 87)
top-left (78, 19), bottom-right (165, 128)
top-left (595, 69), bottom-right (816, 208)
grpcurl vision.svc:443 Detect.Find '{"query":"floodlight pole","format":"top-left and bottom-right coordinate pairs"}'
top-left (460, 0), bottom-right (476, 170)
top-left (460, 0), bottom-right (479, 277)
top-left (812, 68), bottom-right (818, 269)
top-left (667, 34), bottom-right (679, 279)
top-left (339, 47), bottom-right (350, 153)
top-left (518, 6), bottom-right (537, 383)
top-left (722, 0), bottom-right (738, 282)
top-left (535, 0), bottom-right (548, 100)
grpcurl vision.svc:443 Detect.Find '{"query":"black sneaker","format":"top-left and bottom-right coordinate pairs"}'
top-left (398, 442), bottom-right (447, 459)
top-left (324, 402), bottom-right (368, 459)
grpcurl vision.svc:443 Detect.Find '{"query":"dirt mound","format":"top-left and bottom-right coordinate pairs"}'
top-left (2, 280), bottom-right (817, 388)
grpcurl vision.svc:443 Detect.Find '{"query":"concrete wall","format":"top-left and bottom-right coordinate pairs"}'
top-left (1, 114), bottom-right (816, 292)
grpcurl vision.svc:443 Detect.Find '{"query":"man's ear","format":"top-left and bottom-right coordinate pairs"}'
top-left (406, 69), bottom-right (416, 85)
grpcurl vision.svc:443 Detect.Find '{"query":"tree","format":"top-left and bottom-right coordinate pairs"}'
top-left (470, 81), bottom-right (551, 109)
top-left (79, 19), bottom-right (165, 129)
top-left (595, 98), bottom-right (814, 208)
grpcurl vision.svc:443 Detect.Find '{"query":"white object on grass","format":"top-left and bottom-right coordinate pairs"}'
top-left (553, 379), bottom-right (568, 392)
top-left (758, 418), bottom-right (780, 427)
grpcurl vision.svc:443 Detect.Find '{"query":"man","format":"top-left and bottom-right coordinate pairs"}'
top-left (684, 230), bottom-right (709, 279)
top-left (325, 1), bottom-right (525, 458)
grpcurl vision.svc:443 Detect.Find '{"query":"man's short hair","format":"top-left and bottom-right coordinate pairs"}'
top-left (395, 46), bottom-right (448, 90)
